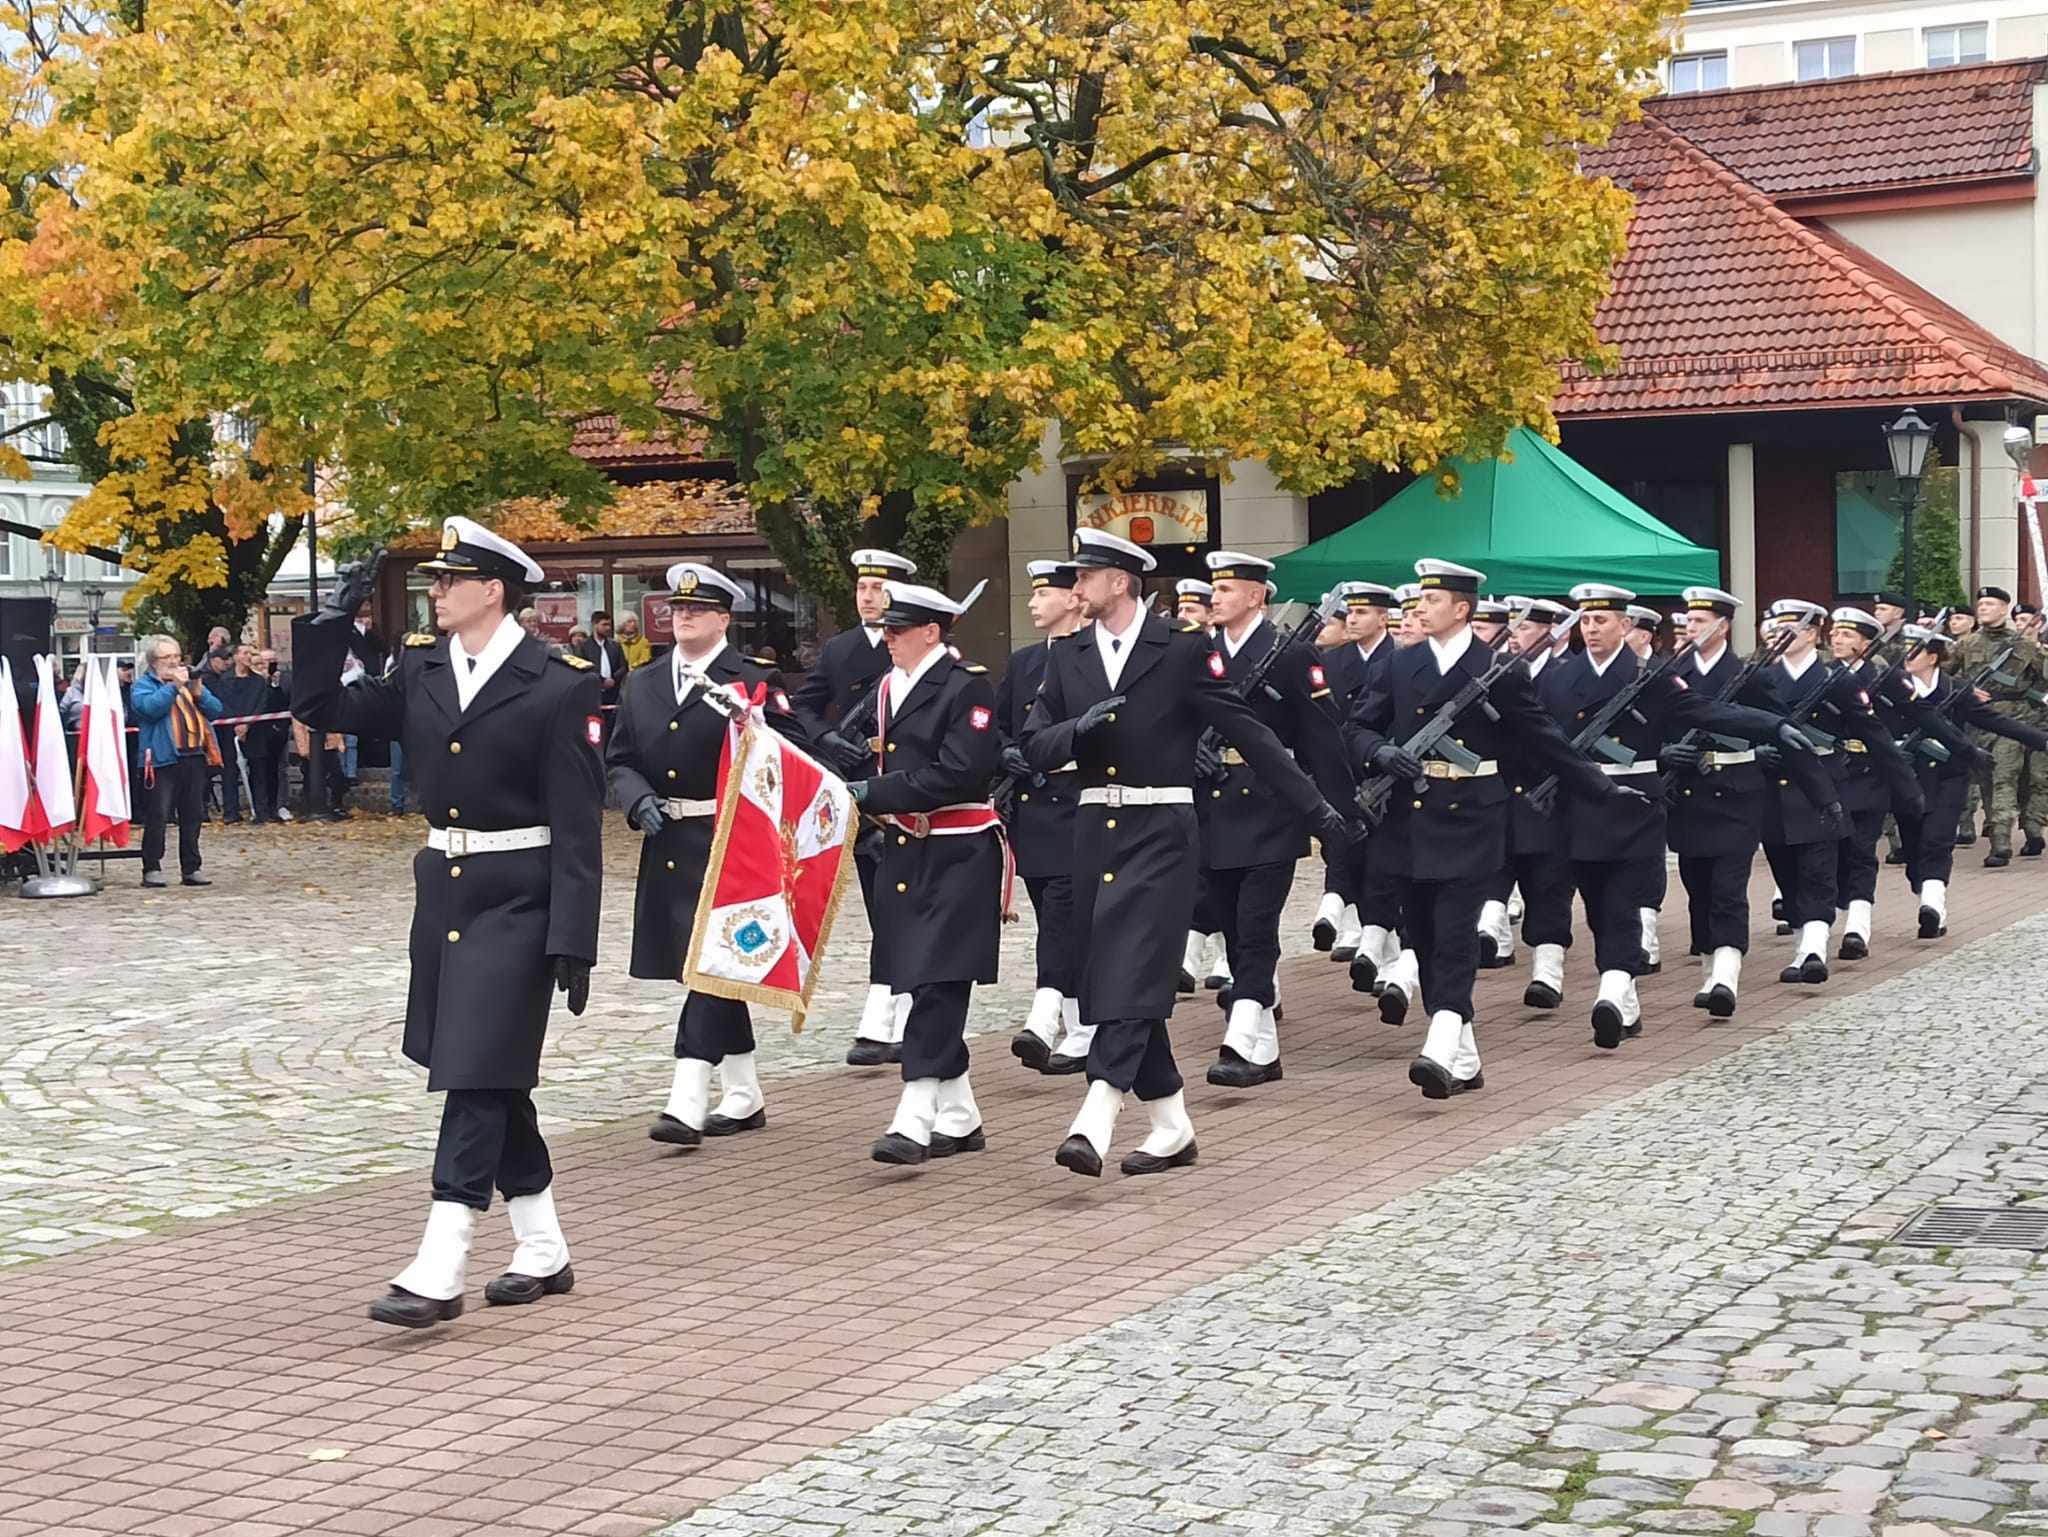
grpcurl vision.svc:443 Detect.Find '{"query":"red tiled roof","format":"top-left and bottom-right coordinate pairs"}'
top-left (569, 376), bottom-right (713, 469)
top-left (1558, 117), bottom-right (2048, 418)
top-left (1645, 58), bottom-right (2046, 203)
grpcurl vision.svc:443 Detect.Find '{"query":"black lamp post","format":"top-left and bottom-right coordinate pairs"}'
top-left (1883, 410), bottom-right (1935, 617)
top-left (39, 543), bottom-right (62, 644)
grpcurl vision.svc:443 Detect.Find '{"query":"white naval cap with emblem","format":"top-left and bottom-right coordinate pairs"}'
top-left (1205, 549), bottom-right (1274, 583)
top-left (851, 548), bottom-right (917, 579)
top-left (1627, 604), bottom-right (1663, 631)
top-left (1902, 623), bottom-right (1950, 648)
top-left (1683, 585), bottom-right (1741, 617)
top-left (1026, 559), bottom-right (1079, 590)
top-left (1519, 597), bottom-right (1572, 625)
top-left (1568, 581), bottom-right (1635, 611)
top-left (1072, 527), bottom-right (1158, 574)
top-left (1473, 596), bottom-right (1510, 622)
top-left (1341, 581), bottom-right (1397, 609)
top-left (1175, 578), bottom-right (1214, 601)
top-left (666, 562), bottom-right (746, 610)
top-left (1394, 582), bottom-right (1423, 608)
top-left (1830, 605), bottom-right (1882, 638)
top-left (418, 515), bottom-right (544, 585)
top-left (880, 579), bottom-right (970, 628)
top-left (1763, 598), bottom-right (1829, 628)
top-left (1414, 558), bottom-right (1484, 593)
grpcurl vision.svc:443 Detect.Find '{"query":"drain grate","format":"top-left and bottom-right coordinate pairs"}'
top-left (1893, 1205), bottom-right (2048, 1250)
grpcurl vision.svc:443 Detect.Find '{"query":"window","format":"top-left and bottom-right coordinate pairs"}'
top-left (1795, 36), bottom-right (1856, 81)
top-left (1668, 52), bottom-right (1729, 94)
top-left (1926, 23), bottom-right (1988, 67)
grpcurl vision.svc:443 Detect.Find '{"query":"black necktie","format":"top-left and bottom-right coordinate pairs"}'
top-left (1110, 637), bottom-right (1122, 654)
top-left (467, 656), bottom-right (478, 674)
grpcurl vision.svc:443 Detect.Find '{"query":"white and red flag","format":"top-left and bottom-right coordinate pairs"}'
top-left (29, 654), bottom-right (74, 842)
top-left (683, 684), bottom-right (855, 1028)
top-left (0, 658), bottom-right (40, 852)
top-left (78, 657), bottom-right (131, 847)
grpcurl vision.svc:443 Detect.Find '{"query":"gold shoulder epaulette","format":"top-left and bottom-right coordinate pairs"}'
top-left (557, 652), bottom-right (594, 670)
top-left (1179, 621), bottom-right (1204, 633)
top-left (403, 632), bottom-right (436, 648)
top-left (960, 662), bottom-right (988, 674)
top-left (747, 655), bottom-right (775, 667)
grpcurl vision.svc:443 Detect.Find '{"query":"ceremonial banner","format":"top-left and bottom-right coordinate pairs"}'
top-left (77, 657), bottom-right (132, 847)
top-left (683, 689), bottom-right (856, 1028)
top-left (0, 658), bottom-right (38, 853)
top-left (29, 655), bottom-right (74, 842)
top-left (2021, 474), bottom-right (2048, 607)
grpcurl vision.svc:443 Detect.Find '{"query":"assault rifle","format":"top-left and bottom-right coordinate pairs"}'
top-left (1901, 639), bottom-right (2023, 766)
top-left (1654, 624), bottom-right (1796, 797)
top-left (1522, 638), bottom-right (1698, 818)
top-left (1353, 608), bottom-right (1581, 827)
top-left (1865, 611), bottom-right (1953, 765)
top-left (1196, 589), bottom-right (1347, 781)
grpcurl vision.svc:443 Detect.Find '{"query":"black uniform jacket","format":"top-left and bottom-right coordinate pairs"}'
top-left (996, 637), bottom-right (1078, 881)
top-left (605, 646), bottom-right (805, 982)
top-left (1342, 630), bottom-right (1617, 883)
top-left (1319, 634), bottom-right (1393, 710)
top-left (1507, 652), bottom-right (1575, 859)
top-left (1665, 646), bottom-right (1775, 858)
top-left (1549, 645), bottom-right (1786, 864)
top-left (1902, 672), bottom-right (2046, 791)
top-left (791, 624), bottom-right (889, 734)
top-left (1740, 656), bottom-right (1881, 845)
top-left (291, 617), bottom-right (603, 1092)
top-left (1198, 619), bottom-right (1356, 870)
top-left (1020, 614), bottom-right (1325, 1022)
top-left (859, 652), bottom-right (1003, 988)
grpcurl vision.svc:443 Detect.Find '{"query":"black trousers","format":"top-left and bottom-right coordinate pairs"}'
top-left (141, 753), bottom-right (206, 877)
top-left (1510, 853), bottom-right (1576, 949)
top-left (900, 981), bottom-right (971, 1081)
top-left (1903, 777), bottom-right (1966, 890)
top-left (675, 992), bottom-right (756, 1063)
top-left (1678, 849), bottom-right (1754, 954)
top-left (1023, 874), bottom-right (1076, 996)
top-left (1384, 872), bottom-right (1488, 1022)
top-left (1764, 839), bottom-right (1837, 926)
top-left (1834, 808), bottom-right (1885, 906)
top-left (245, 745), bottom-right (282, 822)
top-left (1087, 1019), bottom-right (1183, 1100)
top-left (1358, 841), bottom-right (1406, 931)
top-left (431, 1089), bottom-right (553, 1209)
top-left (1191, 870), bottom-right (1224, 935)
top-left (1323, 837), bottom-right (1364, 904)
top-left (1570, 855), bottom-right (1660, 975)
top-left (1208, 859), bottom-right (1295, 1009)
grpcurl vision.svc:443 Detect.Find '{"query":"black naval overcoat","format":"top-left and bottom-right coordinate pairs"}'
top-left (1020, 614), bottom-right (1325, 1022)
top-left (1507, 653), bottom-right (1576, 859)
top-left (291, 617), bottom-right (603, 1092)
top-left (1837, 657), bottom-right (1926, 820)
top-left (1197, 620), bottom-right (1355, 870)
top-left (995, 638), bottom-right (1078, 880)
top-left (1343, 635), bottom-right (1615, 883)
top-left (1741, 657), bottom-right (1890, 843)
top-left (1907, 672), bottom-right (2048, 799)
top-left (858, 652), bottom-right (1004, 988)
top-left (605, 647), bottom-right (806, 981)
top-left (790, 623), bottom-right (889, 733)
top-left (1665, 647), bottom-right (1778, 858)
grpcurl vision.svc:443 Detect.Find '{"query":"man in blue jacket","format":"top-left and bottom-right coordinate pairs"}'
top-left (130, 634), bottom-right (224, 887)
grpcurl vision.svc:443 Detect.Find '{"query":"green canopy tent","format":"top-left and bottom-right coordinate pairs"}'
top-left (1270, 428), bottom-right (1721, 601)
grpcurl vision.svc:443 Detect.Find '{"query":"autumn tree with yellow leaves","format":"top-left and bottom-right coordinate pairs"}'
top-left (0, 0), bottom-right (1678, 624)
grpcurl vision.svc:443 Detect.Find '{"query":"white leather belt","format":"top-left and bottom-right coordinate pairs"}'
top-left (1598, 761), bottom-right (1659, 777)
top-left (1420, 758), bottom-right (1497, 780)
top-left (1079, 786), bottom-right (1195, 807)
top-left (658, 797), bottom-right (717, 818)
top-left (427, 825), bottom-right (552, 858)
top-left (1699, 749), bottom-right (1755, 768)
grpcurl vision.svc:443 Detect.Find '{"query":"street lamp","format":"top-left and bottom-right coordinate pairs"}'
top-left (39, 542), bottom-right (61, 625)
top-left (82, 584), bottom-right (105, 629)
top-left (1883, 410), bottom-right (1936, 616)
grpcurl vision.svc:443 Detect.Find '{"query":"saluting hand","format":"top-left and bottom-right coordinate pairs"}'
top-left (551, 956), bottom-right (591, 1016)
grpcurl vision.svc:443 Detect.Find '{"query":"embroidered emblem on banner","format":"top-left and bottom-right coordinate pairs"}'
top-left (585, 715), bottom-right (602, 746)
top-left (969, 706), bottom-right (992, 731)
top-left (722, 908), bottom-right (779, 959)
top-left (1207, 652), bottom-right (1226, 678)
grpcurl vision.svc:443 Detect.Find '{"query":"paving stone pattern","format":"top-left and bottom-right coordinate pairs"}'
top-left (0, 816), bottom-right (1323, 1266)
top-left (659, 913), bottom-right (2048, 1537)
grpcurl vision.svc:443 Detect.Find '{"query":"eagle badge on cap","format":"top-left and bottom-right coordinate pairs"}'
top-left (440, 524), bottom-right (459, 552)
top-left (677, 571), bottom-right (698, 593)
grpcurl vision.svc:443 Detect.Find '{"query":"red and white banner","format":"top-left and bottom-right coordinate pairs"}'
top-left (77, 656), bottom-right (132, 847)
top-left (683, 687), bottom-right (856, 1027)
top-left (0, 658), bottom-right (39, 853)
top-left (29, 655), bottom-right (75, 842)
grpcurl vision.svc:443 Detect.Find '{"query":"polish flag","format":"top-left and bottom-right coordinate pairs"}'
top-left (2023, 473), bottom-right (2040, 505)
top-left (0, 658), bottom-right (40, 852)
top-left (78, 657), bottom-right (131, 846)
top-left (29, 654), bottom-right (75, 841)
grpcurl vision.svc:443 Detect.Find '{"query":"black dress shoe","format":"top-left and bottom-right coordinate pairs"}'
top-left (180, 874), bottom-right (212, 887)
top-left (870, 1132), bottom-right (928, 1165)
top-left (1884, 849), bottom-right (1908, 865)
top-left (368, 1286), bottom-right (463, 1328)
top-left (2026, 835), bottom-right (2046, 857)
top-left (928, 1126), bottom-right (986, 1157)
top-left (1055, 1134), bottom-right (1103, 1177)
top-left (1622, 1020), bottom-right (1644, 1040)
top-left (648, 1113), bottom-right (702, 1147)
top-left (1523, 981), bottom-right (1561, 1011)
top-left (844, 1039), bottom-right (890, 1067)
top-left (1640, 960), bottom-right (1662, 976)
top-left (1692, 989), bottom-right (1711, 1010)
top-left (1378, 984), bottom-right (1409, 1026)
top-left (1779, 954), bottom-right (1827, 984)
top-left (884, 1043), bottom-right (904, 1063)
top-left (1838, 933), bottom-right (1868, 961)
top-left (1408, 1056), bottom-right (1454, 1099)
top-left (1331, 942), bottom-right (1358, 963)
top-left (1273, 1001), bottom-right (1284, 1023)
top-left (1203, 972), bottom-right (1230, 991)
top-left (1043, 1053), bottom-right (1088, 1076)
top-left (1478, 933), bottom-right (1499, 968)
top-left (1120, 1140), bottom-right (1198, 1176)
top-left (484, 1264), bottom-right (575, 1306)
top-left (1770, 897), bottom-right (1785, 922)
top-left (704, 1106), bottom-right (766, 1136)
top-left (1775, 921), bottom-right (1793, 935)
top-left (1918, 905), bottom-right (1946, 940)
top-left (1176, 968), bottom-right (1197, 994)
top-left (1215, 987), bottom-right (1233, 1012)
top-left (1592, 1001), bottom-right (1624, 1051)
top-left (1312, 918), bottom-right (1336, 952)
top-left (1205, 1048), bottom-right (1282, 1089)
top-left (1707, 985), bottom-right (1737, 1018)
top-left (1011, 1031), bottom-right (1052, 1071)
top-left (1349, 957), bottom-right (1379, 993)
top-left (1959, 828), bottom-right (1980, 845)
top-left (1986, 850), bottom-right (2012, 869)
top-left (141, 871), bottom-right (167, 888)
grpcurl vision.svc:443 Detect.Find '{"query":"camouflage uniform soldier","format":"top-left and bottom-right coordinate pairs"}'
top-left (1954, 585), bottom-right (2048, 867)
top-left (2016, 602), bottom-right (2048, 855)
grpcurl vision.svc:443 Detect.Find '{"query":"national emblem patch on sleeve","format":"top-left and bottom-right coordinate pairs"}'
top-left (969, 705), bottom-right (992, 731)
top-left (1309, 664), bottom-right (1327, 689)
top-left (1207, 652), bottom-right (1226, 678)
top-left (586, 715), bottom-right (603, 747)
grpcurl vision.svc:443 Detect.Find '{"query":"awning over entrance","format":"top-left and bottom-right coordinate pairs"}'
top-left (1270, 428), bottom-right (1720, 600)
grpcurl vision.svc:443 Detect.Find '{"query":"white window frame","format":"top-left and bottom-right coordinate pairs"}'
top-left (1925, 22), bottom-right (1988, 67)
top-left (1668, 51), bottom-right (1729, 94)
top-left (1794, 36), bottom-right (1856, 81)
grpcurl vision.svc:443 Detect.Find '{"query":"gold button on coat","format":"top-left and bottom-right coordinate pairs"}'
top-left (1102, 872), bottom-right (1115, 883)
top-left (448, 807), bottom-right (459, 819)
top-left (1105, 818), bottom-right (1116, 829)
top-left (449, 865), bottom-right (462, 878)
top-left (448, 742), bottom-right (462, 754)
top-left (667, 769), bottom-right (678, 780)
top-left (668, 721), bottom-right (678, 732)
top-left (1106, 766), bottom-right (1117, 777)
top-left (447, 930), bottom-right (460, 943)
top-left (896, 882), bottom-right (908, 893)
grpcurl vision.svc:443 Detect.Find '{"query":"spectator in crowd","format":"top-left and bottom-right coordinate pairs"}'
top-left (59, 660), bottom-right (87, 729)
top-left (244, 648), bottom-right (289, 823)
top-left (131, 634), bottom-right (223, 887)
top-left (116, 657), bottom-right (141, 791)
top-left (210, 644), bottom-right (275, 825)
top-left (571, 609), bottom-right (629, 711)
top-left (519, 607), bottom-right (543, 639)
top-left (617, 611), bottom-right (652, 668)
top-left (198, 646), bottom-right (240, 820)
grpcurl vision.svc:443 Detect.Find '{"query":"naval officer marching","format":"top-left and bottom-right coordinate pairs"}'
top-left (292, 518), bottom-right (601, 1327)
top-left (607, 563), bottom-right (806, 1149)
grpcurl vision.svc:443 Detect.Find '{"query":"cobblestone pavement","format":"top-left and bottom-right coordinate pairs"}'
top-left (0, 815), bottom-right (1324, 1266)
top-left (656, 911), bottom-right (2048, 1537)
